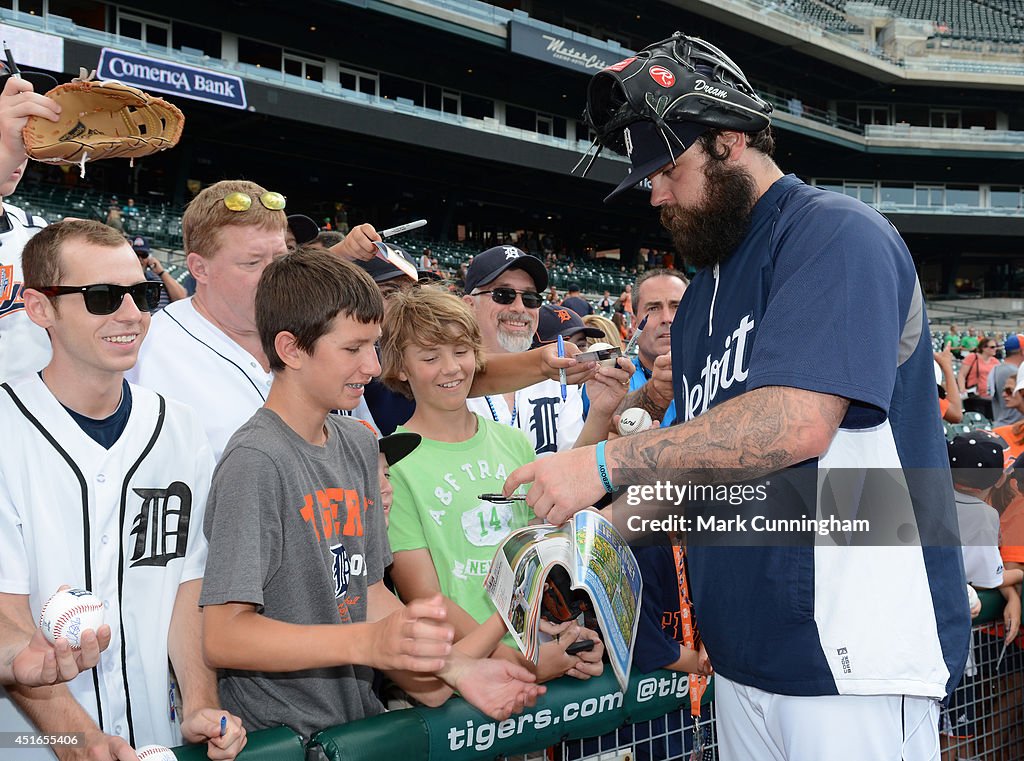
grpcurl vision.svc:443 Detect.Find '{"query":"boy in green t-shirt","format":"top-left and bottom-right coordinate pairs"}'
top-left (380, 287), bottom-right (604, 680)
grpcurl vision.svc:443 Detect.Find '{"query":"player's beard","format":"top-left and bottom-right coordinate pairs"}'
top-left (495, 311), bottom-right (536, 353)
top-left (659, 158), bottom-right (759, 270)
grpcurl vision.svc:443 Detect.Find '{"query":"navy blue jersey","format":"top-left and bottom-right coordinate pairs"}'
top-left (669, 175), bottom-right (968, 698)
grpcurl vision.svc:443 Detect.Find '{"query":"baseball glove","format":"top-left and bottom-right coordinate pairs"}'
top-left (581, 32), bottom-right (773, 164)
top-left (23, 75), bottom-right (184, 169)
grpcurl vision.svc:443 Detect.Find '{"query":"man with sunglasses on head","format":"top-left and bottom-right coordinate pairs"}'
top-left (0, 220), bottom-right (246, 760)
top-left (0, 72), bottom-right (61, 381)
top-left (128, 180), bottom-right (379, 461)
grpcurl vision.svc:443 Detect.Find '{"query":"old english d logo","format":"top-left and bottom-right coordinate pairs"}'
top-left (129, 481), bottom-right (192, 567)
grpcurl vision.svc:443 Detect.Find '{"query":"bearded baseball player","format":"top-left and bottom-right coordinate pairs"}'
top-left (506, 33), bottom-right (969, 760)
top-left (0, 220), bottom-right (245, 759)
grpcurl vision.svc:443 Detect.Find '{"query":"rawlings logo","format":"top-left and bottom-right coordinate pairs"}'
top-left (605, 57), bottom-right (637, 72)
top-left (649, 66), bottom-right (675, 87)
top-left (695, 79), bottom-right (729, 99)
top-left (624, 127), bottom-right (634, 157)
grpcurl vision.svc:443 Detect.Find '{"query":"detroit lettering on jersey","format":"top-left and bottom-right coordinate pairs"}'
top-left (299, 486), bottom-right (372, 620)
top-left (432, 458), bottom-right (516, 579)
top-left (679, 312), bottom-right (755, 421)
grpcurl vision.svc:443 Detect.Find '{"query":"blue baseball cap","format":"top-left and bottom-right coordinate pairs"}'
top-left (604, 120), bottom-right (709, 203)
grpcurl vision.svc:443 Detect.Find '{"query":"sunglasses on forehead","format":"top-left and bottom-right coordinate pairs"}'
top-left (474, 287), bottom-right (543, 309)
top-left (37, 282), bottom-right (163, 315)
top-left (221, 191), bottom-right (287, 212)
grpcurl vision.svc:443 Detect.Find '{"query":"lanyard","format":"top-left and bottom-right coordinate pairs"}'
top-left (671, 538), bottom-right (707, 721)
top-left (484, 392), bottom-right (517, 427)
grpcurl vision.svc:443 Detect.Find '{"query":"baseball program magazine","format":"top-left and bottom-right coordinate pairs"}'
top-left (484, 510), bottom-right (642, 691)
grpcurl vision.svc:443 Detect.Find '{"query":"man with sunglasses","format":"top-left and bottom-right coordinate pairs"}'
top-left (464, 246), bottom-right (586, 457)
top-left (0, 73), bottom-right (61, 381)
top-left (128, 180), bottom-right (380, 461)
top-left (0, 220), bottom-right (246, 760)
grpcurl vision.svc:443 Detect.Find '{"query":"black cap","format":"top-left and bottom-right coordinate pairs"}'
top-left (464, 246), bottom-right (548, 293)
top-left (287, 214), bottom-right (320, 245)
top-left (379, 432), bottom-right (421, 466)
top-left (604, 121), bottom-right (709, 203)
top-left (533, 304), bottom-right (603, 347)
top-left (130, 235), bottom-right (150, 254)
top-left (948, 433), bottom-right (1006, 490)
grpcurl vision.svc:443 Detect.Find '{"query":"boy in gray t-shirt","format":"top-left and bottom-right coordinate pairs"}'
top-left (199, 248), bottom-right (544, 741)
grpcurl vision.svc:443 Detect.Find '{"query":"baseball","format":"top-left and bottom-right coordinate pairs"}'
top-left (136, 745), bottom-right (177, 761)
top-left (966, 584), bottom-right (980, 613)
top-left (39, 587), bottom-right (104, 649)
top-left (589, 342), bottom-right (621, 367)
top-left (618, 407), bottom-right (653, 435)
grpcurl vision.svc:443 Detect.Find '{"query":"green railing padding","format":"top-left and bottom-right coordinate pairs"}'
top-left (171, 725), bottom-right (304, 760)
top-left (311, 667), bottom-right (710, 761)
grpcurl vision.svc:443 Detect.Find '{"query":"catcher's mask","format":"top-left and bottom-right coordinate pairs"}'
top-left (575, 32), bottom-right (773, 199)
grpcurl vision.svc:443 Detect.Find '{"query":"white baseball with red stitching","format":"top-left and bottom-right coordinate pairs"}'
top-left (38, 587), bottom-right (105, 649)
top-left (135, 745), bottom-right (177, 761)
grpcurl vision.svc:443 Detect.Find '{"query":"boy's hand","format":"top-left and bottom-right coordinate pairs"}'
top-left (371, 594), bottom-right (453, 672)
top-left (180, 709), bottom-right (247, 760)
top-left (11, 626), bottom-right (111, 687)
top-left (696, 642), bottom-right (713, 676)
top-left (565, 625), bottom-right (604, 680)
top-left (0, 75), bottom-right (59, 167)
top-left (447, 654), bottom-right (545, 721)
top-left (1003, 592), bottom-right (1021, 644)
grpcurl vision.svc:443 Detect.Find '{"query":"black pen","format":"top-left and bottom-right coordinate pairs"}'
top-left (478, 493), bottom-right (527, 502)
top-left (3, 42), bottom-right (20, 78)
top-left (623, 314), bottom-right (648, 355)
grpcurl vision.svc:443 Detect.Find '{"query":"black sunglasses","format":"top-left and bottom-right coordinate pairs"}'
top-left (37, 282), bottom-right (163, 315)
top-left (474, 287), bottom-right (542, 309)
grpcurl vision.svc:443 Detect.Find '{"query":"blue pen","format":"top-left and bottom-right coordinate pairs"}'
top-left (220, 715), bottom-right (227, 737)
top-left (556, 334), bottom-right (567, 402)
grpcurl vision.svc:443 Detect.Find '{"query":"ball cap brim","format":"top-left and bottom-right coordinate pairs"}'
top-left (604, 121), bottom-right (709, 203)
top-left (379, 432), bottom-right (422, 466)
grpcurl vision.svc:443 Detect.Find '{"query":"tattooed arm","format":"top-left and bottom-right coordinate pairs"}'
top-left (610, 386), bottom-right (849, 481)
top-left (505, 386), bottom-right (849, 524)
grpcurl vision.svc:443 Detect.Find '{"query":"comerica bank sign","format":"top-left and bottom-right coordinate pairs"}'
top-left (98, 48), bottom-right (247, 110)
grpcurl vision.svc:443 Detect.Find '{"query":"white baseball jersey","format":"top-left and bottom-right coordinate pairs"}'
top-left (0, 203), bottom-right (51, 382)
top-left (0, 374), bottom-right (211, 750)
top-left (467, 377), bottom-right (584, 457)
top-left (127, 297), bottom-right (379, 461)
top-left (955, 491), bottom-right (1004, 589)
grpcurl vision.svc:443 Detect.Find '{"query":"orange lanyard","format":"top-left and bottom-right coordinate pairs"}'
top-left (671, 539), bottom-right (707, 720)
